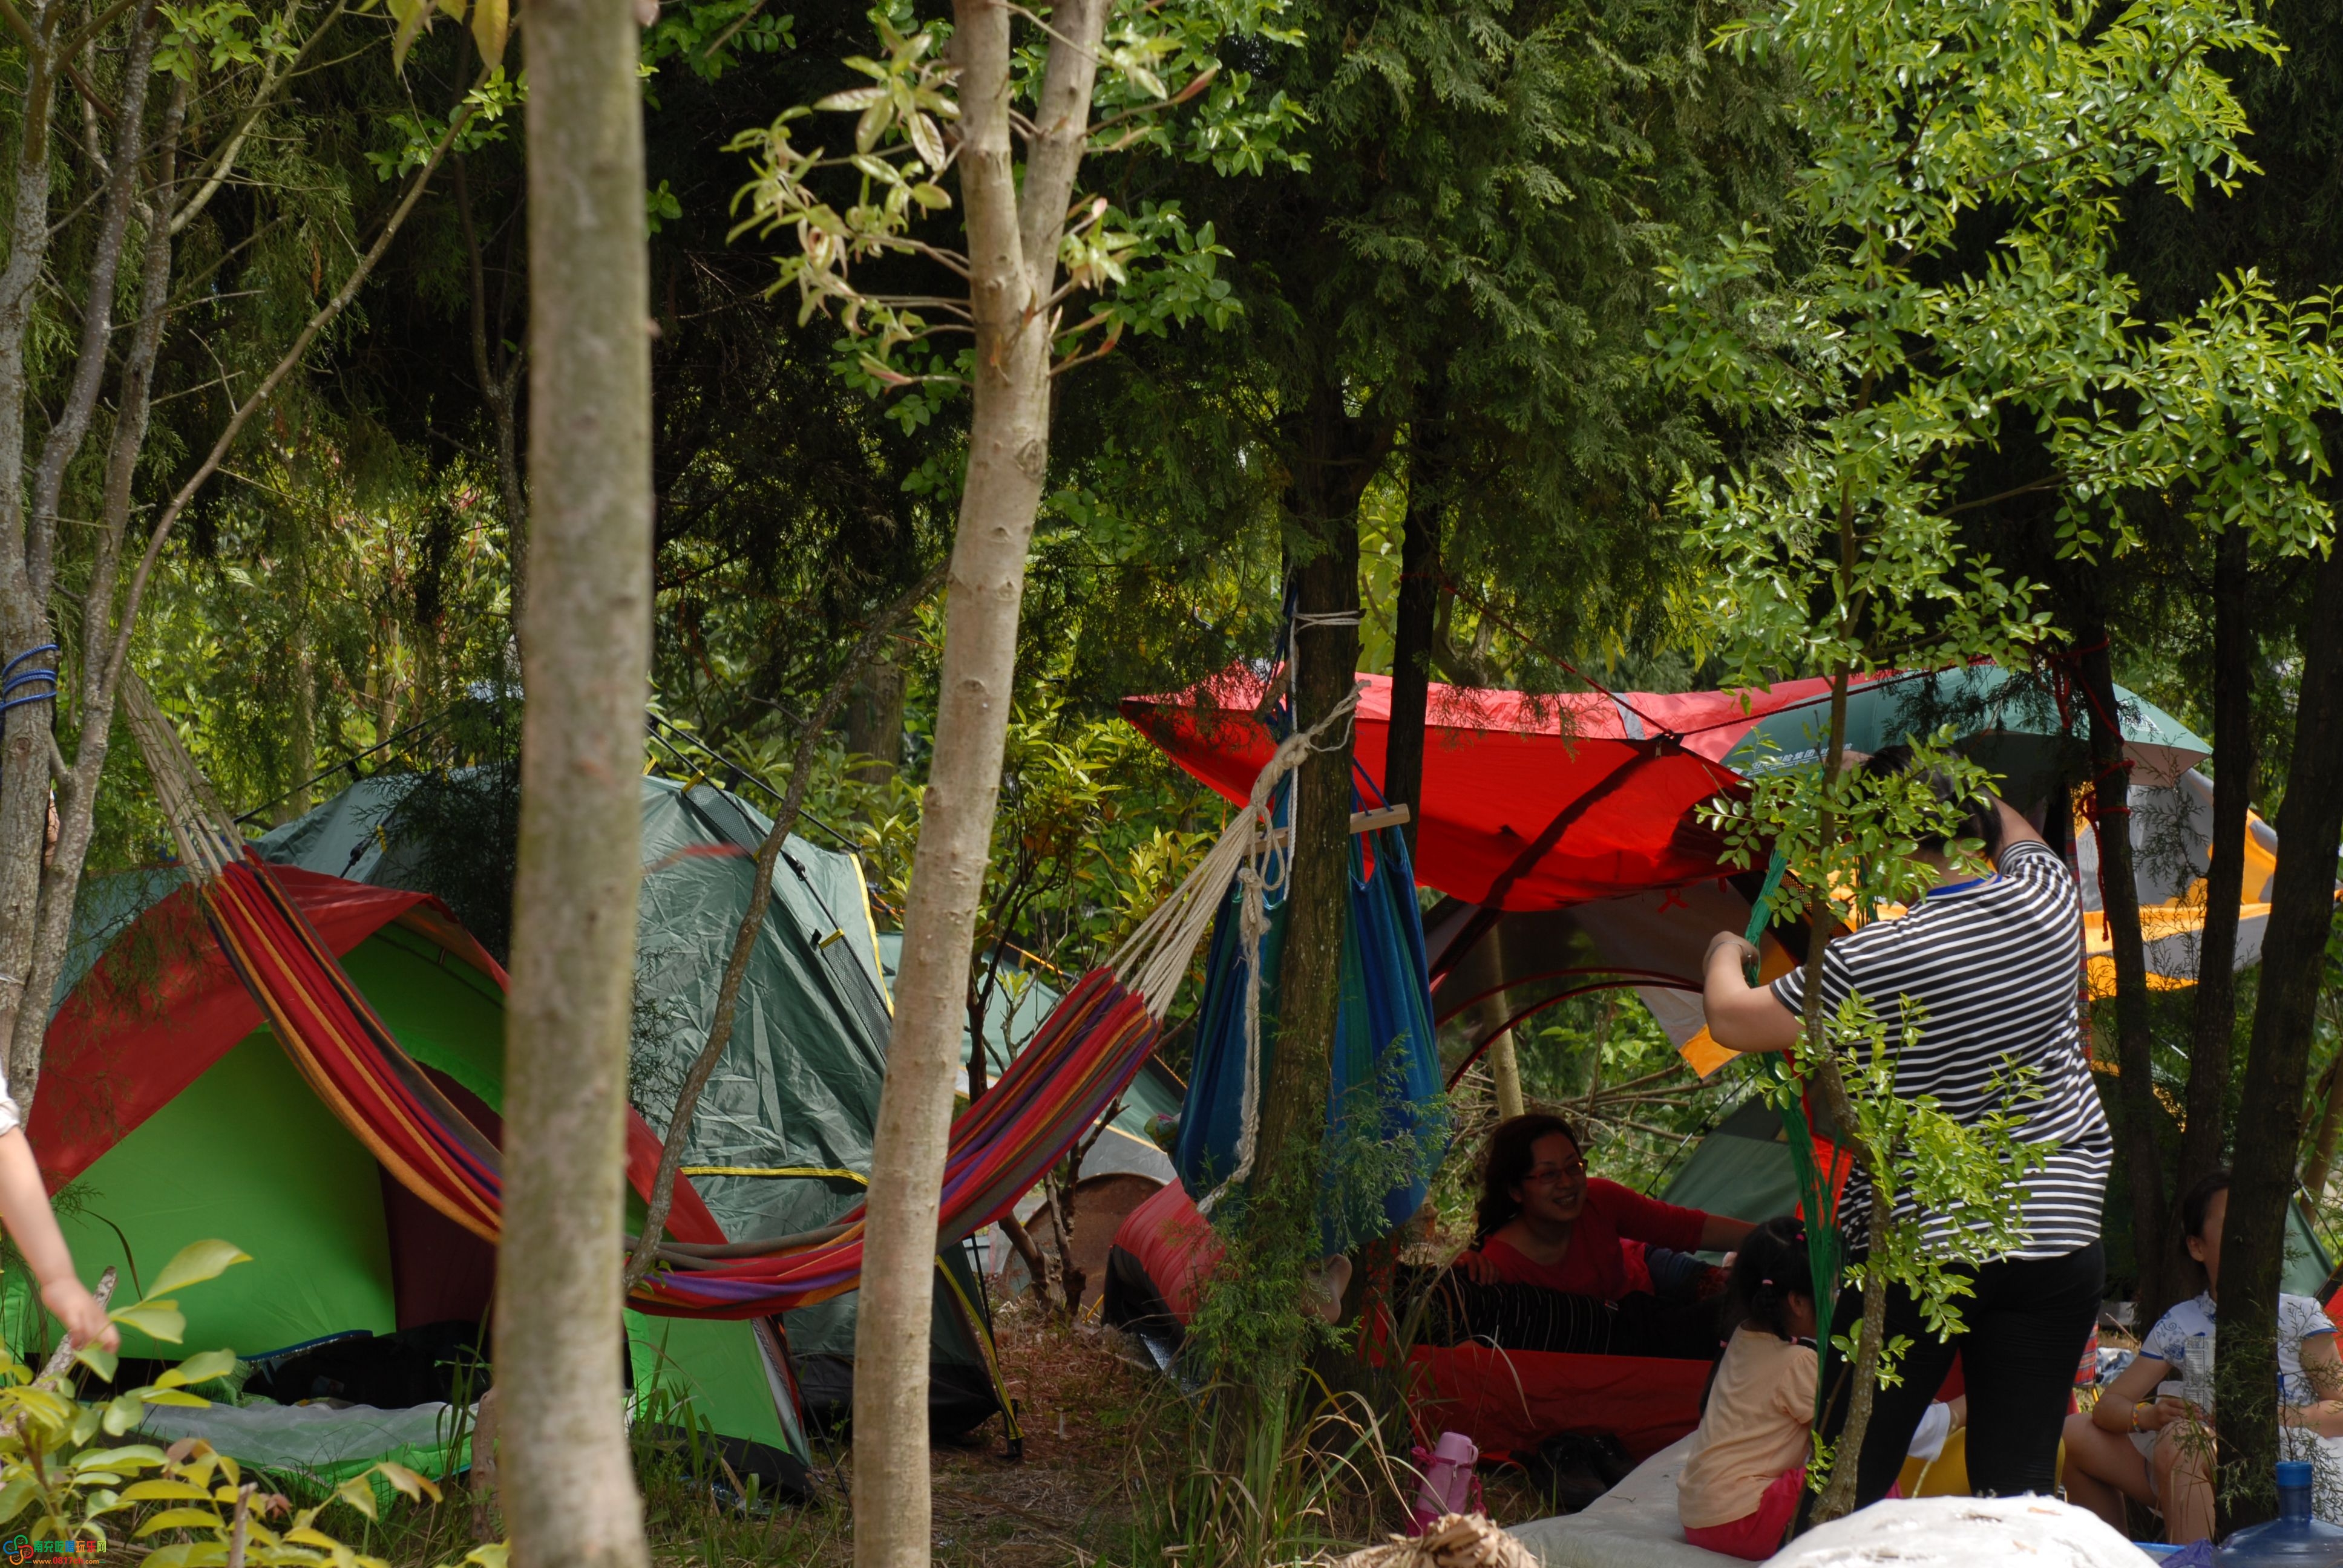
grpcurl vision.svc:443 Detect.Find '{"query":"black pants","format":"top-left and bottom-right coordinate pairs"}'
top-left (1815, 1241), bottom-right (2102, 1505)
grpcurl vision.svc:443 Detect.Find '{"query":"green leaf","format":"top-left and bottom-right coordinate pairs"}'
top-left (137, 1506), bottom-right (229, 1536)
top-left (111, 1302), bottom-right (187, 1344)
top-left (333, 1474), bottom-right (379, 1520)
top-left (118, 1479), bottom-right (218, 1503)
top-left (372, 1460), bottom-right (439, 1503)
top-left (470, 0), bottom-right (505, 68)
top-left (75, 1343), bottom-right (119, 1382)
top-left (142, 1389), bottom-right (211, 1408)
top-left (155, 1350), bottom-right (238, 1390)
top-left (146, 1241), bottom-right (252, 1300)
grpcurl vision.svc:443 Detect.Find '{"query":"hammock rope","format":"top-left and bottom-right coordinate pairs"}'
top-left (122, 671), bottom-right (1365, 1318)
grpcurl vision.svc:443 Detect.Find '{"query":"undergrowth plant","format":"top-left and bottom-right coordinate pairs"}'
top-left (1126, 1368), bottom-right (1411, 1568)
top-left (1151, 1062), bottom-right (1450, 1563)
top-left (0, 1239), bottom-right (505, 1567)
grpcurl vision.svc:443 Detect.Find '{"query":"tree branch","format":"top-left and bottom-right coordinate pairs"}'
top-left (28, 0), bottom-right (160, 601)
top-left (99, 72), bottom-right (485, 707)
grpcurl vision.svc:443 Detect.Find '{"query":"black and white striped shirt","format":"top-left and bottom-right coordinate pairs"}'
top-left (1769, 840), bottom-right (2110, 1261)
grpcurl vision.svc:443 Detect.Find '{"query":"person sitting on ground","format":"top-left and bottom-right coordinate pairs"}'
top-left (1678, 1217), bottom-right (1968, 1560)
top-left (1679, 1217), bottom-right (1823, 1560)
top-left (2060, 1171), bottom-right (2343, 1543)
top-left (1452, 1113), bottom-right (1753, 1300)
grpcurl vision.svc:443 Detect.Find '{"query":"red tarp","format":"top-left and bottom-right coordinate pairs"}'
top-left (32, 864), bottom-right (723, 1243)
top-left (1122, 668), bottom-right (1847, 911)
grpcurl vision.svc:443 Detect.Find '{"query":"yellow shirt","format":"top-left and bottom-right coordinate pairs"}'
top-left (1677, 1327), bottom-right (1816, 1529)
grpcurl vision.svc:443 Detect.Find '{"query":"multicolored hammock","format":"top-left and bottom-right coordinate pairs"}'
top-left (125, 675), bottom-right (1350, 1318)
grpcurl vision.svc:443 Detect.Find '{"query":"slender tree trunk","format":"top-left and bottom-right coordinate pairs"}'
top-left (1803, 665), bottom-right (1881, 1527)
top-left (1386, 407), bottom-right (1443, 858)
top-left (493, 0), bottom-right (654, 1557)
top-left (1251, 379), bottom-right (1370, 1233)
top-left (2302, 1044), bottom-right (2343, 1204)
top-left (2214, 544), bottom-right (2343, 1534)
top-left (851, 8), bottom-right (1107, 1567)
top-left (455, 152), bottom-right (528, 604)
top-left (2079, 620), bottom-right (2170, 1324)
top-left (2174, 526), bottom-right (2252, 1265)
top-left (846, 653), bottom-right (908, 785)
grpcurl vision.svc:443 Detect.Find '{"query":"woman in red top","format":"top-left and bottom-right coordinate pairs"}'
top-left (1455, 1114), bottom-right (1754, 1298)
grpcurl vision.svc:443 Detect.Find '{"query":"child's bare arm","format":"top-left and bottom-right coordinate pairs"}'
top-left (0, 1128), bottom-right (116, 1352)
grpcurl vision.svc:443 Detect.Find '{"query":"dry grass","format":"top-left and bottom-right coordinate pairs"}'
top-left (637, 1293), bottom-right (1153, 1568)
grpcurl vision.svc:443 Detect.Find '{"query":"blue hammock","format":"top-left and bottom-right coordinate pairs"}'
top-left (1174, 766), bottom-right (1444, 1250)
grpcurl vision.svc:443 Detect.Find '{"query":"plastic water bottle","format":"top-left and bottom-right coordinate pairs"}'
top-left (2217, 1460), bottom-right (2343, 1564)
top-left (1410, 1430), bottom-right (1480, 1531)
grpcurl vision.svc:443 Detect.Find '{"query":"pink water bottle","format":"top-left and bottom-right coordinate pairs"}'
top-left (1411, 1430), bottom-right (1481, 1531)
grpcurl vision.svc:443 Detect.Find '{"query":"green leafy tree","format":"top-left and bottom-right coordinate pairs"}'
top-left (726, 7), bottom-right (1299, 1565)
top-left (1654, 0), bottom-right (2322, 1517)
top-left (0, 0), bottom-right (510, 1115)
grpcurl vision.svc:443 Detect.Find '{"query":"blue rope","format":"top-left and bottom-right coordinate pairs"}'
top-left (0, 645), bottom-right (57, 725)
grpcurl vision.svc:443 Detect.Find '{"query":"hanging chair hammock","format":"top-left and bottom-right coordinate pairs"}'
top-left (123, 673), bottom-right (1361, 1318)
top-left (1175, 759), bottom-right (1442, 1247)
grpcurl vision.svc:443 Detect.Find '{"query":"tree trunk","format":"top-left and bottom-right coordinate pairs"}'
top-left (2302, 1045), bottom-right (2343, 1204)
top-left (846, 653), bottom-right (908, 785)
top-left (1250, 379), bottom-right (1369, 1240)
top-left (2174, 524), bottom-right (2252, 1263)
top-left (1800, 665), bottom-right (1881, 1528)
top-left (2079, 621), bottom-right (2170, 1324)
top-left (851, 8), bottom-right (1107, 1567)
top-left (493, 0), bottom-right (654, 1557)
top-left (2214, 544), bottom-right (2343, 1534)
top-left (1386, 408), bottom-right (1443, 857)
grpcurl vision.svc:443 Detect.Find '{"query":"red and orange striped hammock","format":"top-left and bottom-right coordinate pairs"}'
top-left (130, 677), bottom-right (1331, 1319)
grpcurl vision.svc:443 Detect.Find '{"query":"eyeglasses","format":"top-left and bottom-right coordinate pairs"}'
top-left (1520, 1159), bottom-right (1588, 1187)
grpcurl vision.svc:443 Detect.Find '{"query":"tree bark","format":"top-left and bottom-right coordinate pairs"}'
top-left (2079, 621), bottom-right (2170, 1324)
top-left (2214, 543), bottom-right (2343, 1534)
top-left (845, 653), bottom-right (908, 785)
top-left (851, 7), bottom-right (1107, 1567)
top-left (1250, 379), bottom-right (1371, 1233)
top-left (2302, 1045), bottom-right (2343, 1204)
top-left (2174, 524), bottom-right (2252, 1263)
top-left (493, 0), bottom-right (655, 1557)
top-left (1386, 407), bottom-right (1443, 858)
top-left (455, 152), bottom-right (528, 616)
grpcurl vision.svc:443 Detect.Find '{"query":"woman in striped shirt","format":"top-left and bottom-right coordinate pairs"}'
top-left (1701, 745), bottom-right (2111, 1506)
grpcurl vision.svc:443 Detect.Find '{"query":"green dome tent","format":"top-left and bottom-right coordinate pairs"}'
top-left (16, 769), bottom-right (1016, 1497)
top-left (257, 771), bottom-right (1014, 1439)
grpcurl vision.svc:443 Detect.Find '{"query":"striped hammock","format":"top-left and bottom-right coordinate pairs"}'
top-left (124, 675), bottom-right (1345, 1318)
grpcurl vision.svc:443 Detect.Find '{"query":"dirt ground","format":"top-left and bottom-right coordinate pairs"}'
top-left (646, 1296), bottom-right (1159, 1568)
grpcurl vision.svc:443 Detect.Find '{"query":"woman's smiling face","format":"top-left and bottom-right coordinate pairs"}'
top-left (1511, 1130), bottom-right (1589, 1227)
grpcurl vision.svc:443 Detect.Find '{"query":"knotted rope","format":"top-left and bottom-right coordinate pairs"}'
top-left (1130, 679), bottom-right (1365, 1214)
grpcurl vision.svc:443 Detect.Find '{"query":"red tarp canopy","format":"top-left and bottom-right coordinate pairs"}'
top-left (1123, 667), bottom-right (1847, 911)
top-left (33, 863), bottom-right (722, 1242)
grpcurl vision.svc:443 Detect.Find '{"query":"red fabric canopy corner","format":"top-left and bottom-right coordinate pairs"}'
top-left (1122, 668), bottom-right (1829, 910)
top-left (31, 863), bottom-right (721, 1245)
